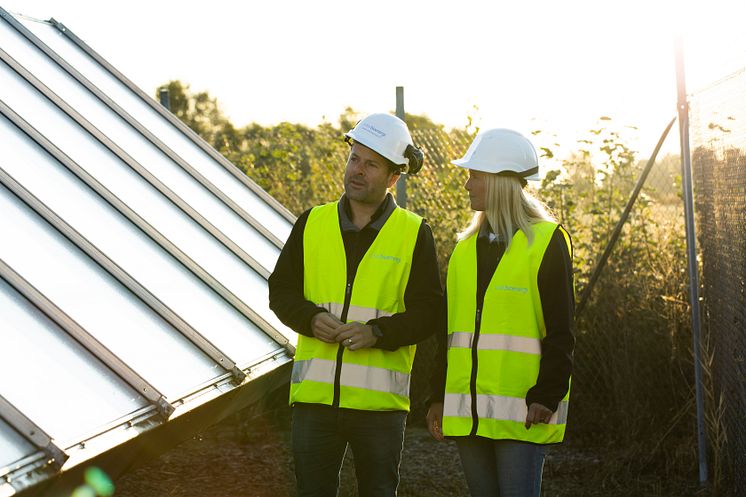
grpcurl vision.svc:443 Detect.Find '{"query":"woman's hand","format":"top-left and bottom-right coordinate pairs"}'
top-left (525, 402), bottom-right (553, 429)
top-left (426, 402), bottom-right (445, 441)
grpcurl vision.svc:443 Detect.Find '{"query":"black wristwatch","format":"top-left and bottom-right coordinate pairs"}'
top-left (371, 324), bottom-right (384, 341)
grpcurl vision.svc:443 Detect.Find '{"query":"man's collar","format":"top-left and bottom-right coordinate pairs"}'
top-left (339, 193), bottom-right (396, 232)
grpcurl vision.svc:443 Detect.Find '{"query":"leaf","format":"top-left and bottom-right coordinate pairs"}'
top-left (540, 147), bottom-right (554, 159)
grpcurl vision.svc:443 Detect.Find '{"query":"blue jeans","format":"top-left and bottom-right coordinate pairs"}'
top-left (291, 403), bottom-right (407, 497)
top-left (455, 436), bottom-right (546, 497)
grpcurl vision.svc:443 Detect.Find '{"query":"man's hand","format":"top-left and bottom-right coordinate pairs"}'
top-left (311, 312), bottom-right (344, 343)
top-left (426, 402), bottom-right (445, 441)
top-left (335, 322), bottom-right (378, 351)
top-left (525, 402), bottom-right (554, 429)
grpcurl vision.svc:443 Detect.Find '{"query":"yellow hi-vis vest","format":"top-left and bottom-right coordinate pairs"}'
top-left (290, 201), bottom-right (422, 411)
top-left (443, 221), bottom-right (572, 443)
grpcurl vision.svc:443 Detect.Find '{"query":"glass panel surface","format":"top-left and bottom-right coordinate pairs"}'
top-left (0, 106), bottom-right (288, 358)
top-left (0, 418), bottom-right (34, 472)
top-left (0, 58), bottom-right (294, 346)
top-left (19, 15), bottom-right (294, 241)
top-left (0, 184), bottom-right (221, 398)
top-left (0, 278), bottom-right (148, 444)
top-left (7, 18), bottom-right (290, 265)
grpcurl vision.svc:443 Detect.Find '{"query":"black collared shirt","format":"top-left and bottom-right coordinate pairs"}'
top-left (268, 193), bottom-right (442, 350)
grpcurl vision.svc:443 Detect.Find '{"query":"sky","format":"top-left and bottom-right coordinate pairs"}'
top-left (3, 0), bottom-right (745, 158)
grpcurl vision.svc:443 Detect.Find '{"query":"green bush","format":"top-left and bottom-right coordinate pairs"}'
top-left (159, 81), bottom-right (727, 494)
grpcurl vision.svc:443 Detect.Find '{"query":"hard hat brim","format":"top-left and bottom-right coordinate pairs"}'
top-left (346, 132), bottom-right (408, 167)
top-left (451, 159), bottom-right (540, 181)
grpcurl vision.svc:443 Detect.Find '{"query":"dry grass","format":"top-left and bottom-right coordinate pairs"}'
top-left (113, 394), bottom-right (714, 497)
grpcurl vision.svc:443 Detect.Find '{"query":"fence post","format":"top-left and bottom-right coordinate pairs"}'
top-left (675, 35), bottom-right (709, 487)
top-left (159, 88), bottom-right (170, 111)
top-left (395, 86), bottom-right (407, 208)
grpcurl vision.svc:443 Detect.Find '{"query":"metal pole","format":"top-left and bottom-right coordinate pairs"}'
top-left (159, 88), bottom-right (170, 111)
top-left (675, 35), bottom-right (709, 486)
top-left (575, 117), bottom-right (676, 316)
top-left (395, 86), bottom-right (407, 208)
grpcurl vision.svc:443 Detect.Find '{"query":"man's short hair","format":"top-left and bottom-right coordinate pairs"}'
top-left (349, 139), bottom-right (403, 174)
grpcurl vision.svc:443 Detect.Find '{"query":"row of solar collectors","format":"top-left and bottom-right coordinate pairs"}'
top-left (0, 8), bottom-right (296, 494)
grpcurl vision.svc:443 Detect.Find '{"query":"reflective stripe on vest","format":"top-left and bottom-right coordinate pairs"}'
top-left (317, 302), bottom-right (394, 323)
top-left (448, 331), bottom-right (542, 355)
top-left (444, 393), bottom-right (569, 425)
top-left (292, 201), bottom-right (422, 411)
top-left (292, 358), bottom-right (411, 398)
top-left (443, 222), bottom-right (572, 443)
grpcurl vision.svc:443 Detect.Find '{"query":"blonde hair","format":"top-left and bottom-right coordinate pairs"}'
top-left (458, 175), bottom-right (555, 247)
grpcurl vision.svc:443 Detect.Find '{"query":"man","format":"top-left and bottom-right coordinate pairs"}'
top-left (268, 113), bottom-right (442, 497)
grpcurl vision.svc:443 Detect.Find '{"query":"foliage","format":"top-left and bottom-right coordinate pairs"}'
top-left (156, 80), bottom-right (239, 151)
top-left (156, 81), bottom-right (729, 495)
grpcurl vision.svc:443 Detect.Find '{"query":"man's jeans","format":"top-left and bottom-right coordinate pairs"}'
top-left (455, 436), bottom-right (546, 497)
top-left (292, 403), bottom-right (407, 497)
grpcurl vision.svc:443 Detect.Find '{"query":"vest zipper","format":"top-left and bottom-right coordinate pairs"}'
top-left (469, 306), bottom-right (482, 436)
top-left (333, 281), bottom-right (353, 408)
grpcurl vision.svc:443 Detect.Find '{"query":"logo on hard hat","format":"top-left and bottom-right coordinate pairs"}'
top-left (361, 123), bottom-right (386, 138)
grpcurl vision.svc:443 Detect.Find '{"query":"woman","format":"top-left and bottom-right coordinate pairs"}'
top-left (426, 128), bottom-right (575, 497)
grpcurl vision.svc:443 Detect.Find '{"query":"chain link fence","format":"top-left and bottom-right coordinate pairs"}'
top-left (232, 112), bottom-right (739, 492)
top-left (690, 68), bottom-right (746, 496)
top-left (242, 126), bottom-right (475, 418)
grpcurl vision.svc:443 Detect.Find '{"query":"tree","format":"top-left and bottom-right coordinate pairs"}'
top-left (155, 80), bottom-right (239, 153)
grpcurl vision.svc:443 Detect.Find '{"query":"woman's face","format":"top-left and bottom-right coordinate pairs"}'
top-left (464, 169), bottom-right (488, 211)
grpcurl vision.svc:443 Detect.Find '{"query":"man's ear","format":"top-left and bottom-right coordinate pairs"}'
top-left (387, 171), bottom-right (401, 189)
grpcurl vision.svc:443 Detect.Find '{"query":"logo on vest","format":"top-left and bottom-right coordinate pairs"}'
top-left (369, 253), bottom-right (401, 264)
top-left (494, 285), bottom-right (528, 294)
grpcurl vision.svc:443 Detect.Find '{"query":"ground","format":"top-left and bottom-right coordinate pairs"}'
top-left (113, 403), bottom-right (704, 497)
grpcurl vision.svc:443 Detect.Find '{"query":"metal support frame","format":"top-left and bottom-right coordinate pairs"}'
top-left (0, 255), bottom-right (175, 418)
top-left (42, 14), bottom-right (296, 225)
top-left (395, 86), bottom-right (407, 208)
top-left (0, 52), bottom-right (293, 354)
top-left (0, 8), bottom-right (290, 249)
top-left (0, 100), bottom-right (281, 375)
top-left (0, 45), bottom-right (270, 279)
top-left (675, 36), bottom-right (708, 486)
top-left (159, 88), bottom-right (170, 110)
top-left (0, 163), bottom-right (246, 386)
top-left (0, 395), bottom-right (68, 471)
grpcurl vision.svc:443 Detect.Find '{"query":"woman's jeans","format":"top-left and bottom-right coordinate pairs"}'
top-left (292, 403), bottom-right (407, 497)
top-left (455, 436), bottom-right (546, 497)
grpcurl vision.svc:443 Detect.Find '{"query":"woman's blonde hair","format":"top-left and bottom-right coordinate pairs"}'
top-left (458, 174), bottom-right (555, 247)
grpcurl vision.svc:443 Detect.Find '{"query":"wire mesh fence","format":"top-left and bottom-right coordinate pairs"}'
top-left (241, 120), bottom-right (696, 424)
top-left (690, 68), bottom-right (746, 496)
top-left (213, 106), bottom-right (733, 492)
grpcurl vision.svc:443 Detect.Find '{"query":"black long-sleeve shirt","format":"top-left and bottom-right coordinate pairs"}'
top-left (428, 223), bottom-right (575, 412)
top-left (268, 193), bottom-right (442, 350)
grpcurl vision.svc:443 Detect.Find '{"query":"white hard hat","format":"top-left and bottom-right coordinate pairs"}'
top-left (451, 128), bottom-right (539, 181)
top-left (345, 113), bottom-right (424, 174)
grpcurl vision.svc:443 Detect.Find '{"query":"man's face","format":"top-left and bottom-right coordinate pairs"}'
top-left (344, 143), bottom-right (399, 205)
top-left (465, 169), bottom-right (488, 211)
